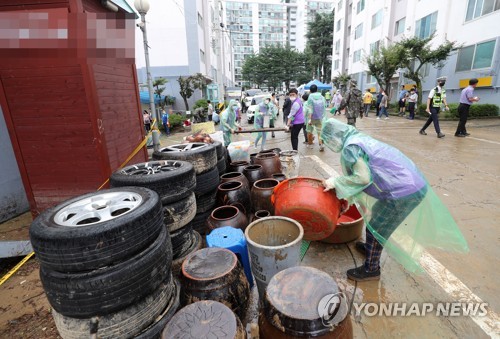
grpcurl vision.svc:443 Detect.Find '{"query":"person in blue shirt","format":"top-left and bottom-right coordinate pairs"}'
top-left (398, 85), bottom-right (408, 117)
top-left (161, 108), bottom-right (170, 136)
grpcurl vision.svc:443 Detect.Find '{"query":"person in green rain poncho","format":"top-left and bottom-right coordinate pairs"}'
top-left (268, 96), bottom-right (278, 138)
top-left (254, 98), bottom-right (272, 150)
top-left (220, 100), bottom-right (240, 146)
top-left (321, 119), bottom-right (468, 281)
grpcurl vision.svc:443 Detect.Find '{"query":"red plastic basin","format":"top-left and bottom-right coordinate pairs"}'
top-left (271, 177), bottom-right (342, 241)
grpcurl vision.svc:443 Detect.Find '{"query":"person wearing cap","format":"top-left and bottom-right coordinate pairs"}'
top-left (419, 77), bottom-right (448, 138)
top-left (332, 89), bottom-right (343, 115)
top-left (339, 79), bottom-right (363, 127)
top-left (456, 78), bottom-right (480, 137)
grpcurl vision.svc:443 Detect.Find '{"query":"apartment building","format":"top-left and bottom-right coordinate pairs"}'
top-left (332, 0), bottom-right (500, 104)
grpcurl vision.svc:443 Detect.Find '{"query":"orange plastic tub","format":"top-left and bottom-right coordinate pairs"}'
top-left (321, 204), bottom-right (364, 244)
top-left (271, 177), bottom-right (342, 241)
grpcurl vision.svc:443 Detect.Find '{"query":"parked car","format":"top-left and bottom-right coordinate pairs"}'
top-left (246, 94), bottom-right (271, 124)
top-left (242, 89), bottom-right (263, 113)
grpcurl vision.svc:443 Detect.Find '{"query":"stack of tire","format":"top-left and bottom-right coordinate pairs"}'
top-left (153, 142), bottom-right (222, 237)
top-left (29, 187), bottom-right (179, 338)
top-left (109, 160), bottom-right (201, 274)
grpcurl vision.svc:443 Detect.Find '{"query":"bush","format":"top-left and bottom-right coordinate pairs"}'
top-left (417, 103), bottom-right (499, 119)
top-left (193, 99), bottom-right (208, 110)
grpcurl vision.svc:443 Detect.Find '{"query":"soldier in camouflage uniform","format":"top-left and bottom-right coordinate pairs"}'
top-left (340, 79), bottom-right (363, 127)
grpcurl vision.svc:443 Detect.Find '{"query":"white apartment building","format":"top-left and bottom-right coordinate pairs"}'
top-left (332, 0), bottom-right (500, 105)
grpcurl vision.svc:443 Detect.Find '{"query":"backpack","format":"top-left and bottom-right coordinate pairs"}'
top-left (311, 95), bottom-right (325, 120)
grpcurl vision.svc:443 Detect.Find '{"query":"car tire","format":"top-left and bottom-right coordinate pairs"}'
top-left (162, 192), bottom-right (196, 232)
top-left (110, 160), bottom-right (196, 205)
top-left (171, 231), bottom-right (203, 277)
top-left (40, 227), bottom-right (172, 318)
top-left (195, 191), bottom-right (217, 214)
top-left (30, 187), bottom-right (163, 272)
top-left (152, 143), bottom-right (217, 175)
top-left (52, 276), bottom-right (176, 339)
top-left (212, 141), bottom-right (224, 160)
top-left (188, 210), bottom-right (212, 236)
top-left (135, 279), bottom-right (180, 339)
top-left (194, 166), bottom-right (219, 196)
top-left (217, 156), bottom-right (227, 175)
top-left (170, 224), bottom-right (193, 260)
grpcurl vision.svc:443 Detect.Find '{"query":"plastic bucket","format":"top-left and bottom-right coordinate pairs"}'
top-left (279, 150), bottom-right (300, 178)
top-left (244, 216), bottom-right (304, 299)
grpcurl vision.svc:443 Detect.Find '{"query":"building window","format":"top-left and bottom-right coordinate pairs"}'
top-left (394, 17), bottom-right (405, 35)
top-left (415, 11), bottom-right (438, 39)
top-left (198, 13), bottom-right (203, 28)
top-left (354, 23), bottom-right (363, 39)
top-left (334, 59), bottom-right (339, 70)
top-left (200, 49), bottom-right (205, 64)
top-left (366, 72), bottom-right (377, 83)
top-left (353, 50), bottom-right (362, 62)
top-left (335, 40), bottom-right (340, 54)
top-left (456, 40), bottom-right (496, 71)
top-left (356, 0), bottom-right (365, 14)
top-left (466, 0), bottom-right (500, 21)
top-left (369, 40), bottom-right (380, 55)
top-left (371, 9), bottom-right (383, 29)
top-left (336, 19), bottom-right (342, 32)
top-left (338, 0), bottom-right (343, 11)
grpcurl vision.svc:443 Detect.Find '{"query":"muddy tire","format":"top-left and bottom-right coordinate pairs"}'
top-left (162, 192), bottom-right (196, 232)
top-left (110, 160), bottom-right (196, 205)
top-left (171, 231), bottom-right (203, 277)
top-left (189, 210), bottom-right (212, 236)
top-left (217, 156), bottom-right (227, 175)
top-left (194, 166), bottom-right (219, 196)
top-left (40, 227), bottom-right (172, 318)
top-left (135, 279), bottom-right (181, 339)
top-left (152, 143), bottom-right (217, 175)
top-left (30, 187), bottom-right (163, 272)
top-left (212, 141), bottom-right (224, 160)
top-left (52, 276), bottom-right (175, 338)
top-left (170, 224), bottom-right (194, 260)
top-left (195, 191), bottom-right (217, 214)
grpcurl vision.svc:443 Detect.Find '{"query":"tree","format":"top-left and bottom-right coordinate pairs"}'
top-left (153, 77), bottom-right (168, 108)
top-left (364, 44), bottom-right (405, 99)
top-left (398, 33), bottom-right (459, 106)
top-left (305, 12), bottom-right (334, 83)
top-left (331, 72), bottom-right (351, 95)
top-left (178, 73), bottom-right (206, 111)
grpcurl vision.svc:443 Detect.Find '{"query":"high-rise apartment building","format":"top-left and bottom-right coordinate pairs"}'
top-left (332, 0), bottom-right (500, 104)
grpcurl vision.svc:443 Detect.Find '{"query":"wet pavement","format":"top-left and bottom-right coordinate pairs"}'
top-left (159, 111), bottom-right (499, 338)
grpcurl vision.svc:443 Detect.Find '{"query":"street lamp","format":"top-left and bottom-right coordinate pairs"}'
top-left (134, 0), bottom-right (160, 150)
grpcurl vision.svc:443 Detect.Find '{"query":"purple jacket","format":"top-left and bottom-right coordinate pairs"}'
top-left (289, 98), bottom-right (305, 125)
top-left (346, 135), bottom-right (426, 199)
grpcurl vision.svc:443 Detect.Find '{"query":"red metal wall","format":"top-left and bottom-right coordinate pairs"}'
top-left (0, 1), bottom-right (147, 216)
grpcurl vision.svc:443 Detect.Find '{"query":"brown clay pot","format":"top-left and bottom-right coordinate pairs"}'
top-left (272, 173), bottom-right (287, 183)
top-left (229, 161), bottom-right (250, 173)
top-left (259, 148), bottom-right (281, 155)
top-left (259, 266), bottom-right (353, 339)
top-left (216, 181), bottom-right (252, 216)
top-left (207, 205), bottom-right (248, 232)
top-left (251, 179), bottom-right (279, 214)
top-left (220, 172), bottom-right (250, 191)
top-left (243, 164), bottom-right (265, 188)
top-left (254, 153), bottom-right (282, 178)
top-left (180, 248), bottom-right (250, 321)
top-left (250, 152), bottom-right (259, 164)
top-left (254, 210), bottom-right (271, 221)
top-left (162, 300), bottom-right (246, 339)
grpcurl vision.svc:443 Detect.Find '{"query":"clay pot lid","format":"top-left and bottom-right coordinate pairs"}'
top-left (264, 266), bottom-right (339, 336)
top-left (162, 300), bottom-right (238, 338)
top-left (182, 248), bottom-right (237, 281)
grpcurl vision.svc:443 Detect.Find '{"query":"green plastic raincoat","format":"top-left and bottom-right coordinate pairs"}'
top-left (321, 118), bottom-right (468, 272)
top-left (221, 100), bottom-right (239, 146)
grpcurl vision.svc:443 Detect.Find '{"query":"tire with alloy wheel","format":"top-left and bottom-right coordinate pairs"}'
top-left (152, 143), bottom-right (217, 174)
top-left (194, 167), bottom-right (219, 196)
top-left (162, 192), bottom-right (196, 232)
top-left (40, 227), bottom-right (172, 318)
top-left (52, 276), bottom-right (176, 338)
top-left (110, 160), bottom-right (196, 205)
top-left (30, 187), bottom-right (163, 272)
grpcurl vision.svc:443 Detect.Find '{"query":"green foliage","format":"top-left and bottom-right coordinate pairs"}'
top-left (178, 73), bottom-right (207, 110)
top-left (193, 99), bottom-right (208, 110)
top-left (364, 44), bottom-right (405, 99)
top-left (164, 95), bottom-right (176, 106)
top-left (153, 78), bottom-right (168, 108)
top-left (306, 12), bottom-right (334, 83)
top-left (416, 103), bottom-right (498, 118)
top-left (168, 113), bottom-right (184, 128)
top-left (398, 33), bottom-right (459, 106)
top-left (331, 73), bottom-right (351, 94)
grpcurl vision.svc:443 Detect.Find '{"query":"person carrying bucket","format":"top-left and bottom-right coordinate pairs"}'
top-left (221, 99), bottom-right (240, 146)
top-left (320, 119), bottom-right (468, 282)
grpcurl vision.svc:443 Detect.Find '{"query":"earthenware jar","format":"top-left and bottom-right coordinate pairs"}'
top-left (254, 210), bottom-right (271, 220)
top-left (243, 164), bottom-right (265, 188)
top-left (271, 173), bottom-right (287, 183)
top-left (220, 172), bottom-right (250, 191)
top-left (229, 161), bottom-right (250, 173)
top-left (207, 205), bottom-right (248, 232)
top-left (180, 248), bottom-right (250, 321)
top-left (254, 153), bottom-right (281, 178)
top-left (216, 181), bottom-right (252, 215)
top-left (251, 179), bottom-right (279, 214)
top-left (250, 152), bottom-right (259, 164)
